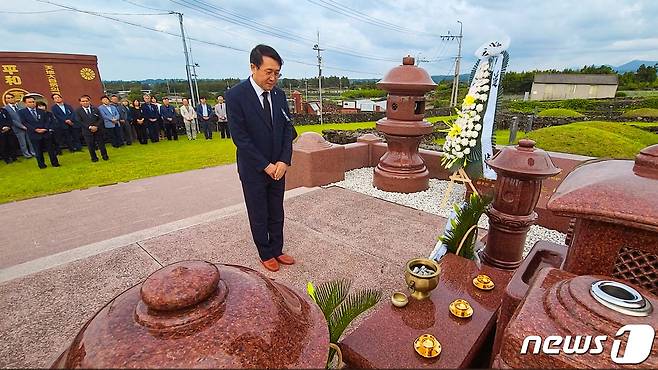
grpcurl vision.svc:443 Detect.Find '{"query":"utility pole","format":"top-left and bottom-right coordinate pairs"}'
top-left (175, 12), bottom-right (196, 106)
top-left (441, 21), bottom-right (463, 107)
top-left (305, 80), bottom-right (308, 102)
top-left (313, 31), bottom-right (324, 124)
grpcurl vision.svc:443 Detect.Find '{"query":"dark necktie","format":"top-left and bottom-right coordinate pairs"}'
top-left (30, 109), bottom-right (38, 119)
top-left (262, 91), bottom-right (272, 129)
top-left (85, 107), bottom-right (91, 115)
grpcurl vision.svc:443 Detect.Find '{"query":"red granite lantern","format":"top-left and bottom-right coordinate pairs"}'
top-left (494, 268), bottom-right (658, 369)
top-left (373, 56), bottom-right (436, 193)
top-left (548, 144), bottom-right (658, 295)
top-left (51, 260), bottom-right (329, 368)
top-left (481, 139), bottom-right (561, 269)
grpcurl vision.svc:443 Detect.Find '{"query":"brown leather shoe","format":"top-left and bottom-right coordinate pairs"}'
top-left (261, 258), bottom-right (279, 272)
top-left (275, 254), bottom-right (295, 265)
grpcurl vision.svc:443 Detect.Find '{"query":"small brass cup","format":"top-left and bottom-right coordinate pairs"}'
top-left (405, 258), bottom-right (441, 300)
top-left (391, 292), bottom-right (409, 308)
top-left (449, 299), bottom-right (473, 318)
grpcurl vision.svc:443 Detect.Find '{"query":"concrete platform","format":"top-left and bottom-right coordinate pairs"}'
top-left (0, 186), bottom-right (447, 368)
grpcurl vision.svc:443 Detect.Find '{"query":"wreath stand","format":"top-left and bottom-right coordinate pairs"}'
top-left (440, 168), bottom-right (479, 210)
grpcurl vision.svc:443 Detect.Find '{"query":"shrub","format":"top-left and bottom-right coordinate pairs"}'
top-left (340, 88), bottom-right (386, 100)
top-left (615, 91), bottom-right (627, 97)
top-left (537, 108), bottom-right (584, 118)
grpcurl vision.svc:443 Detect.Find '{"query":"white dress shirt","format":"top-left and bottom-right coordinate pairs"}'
top-left (249, 76), bottom-right (273, 122)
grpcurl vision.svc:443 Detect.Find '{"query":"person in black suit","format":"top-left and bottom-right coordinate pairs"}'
top-left (130, 99), bottom-right (147, 145)
top-left (141, 94), bottom-right (160, 143)
top-left (0, 107), bottom-right (18, 164)
top-left (51, 93), bottom-right (82, 152)
top-left (226, 44), bottom-right (295, 272)
top-left (18, 96), bottom-right (60, 169)
top-left (75, 95), bottom-right (108, 162)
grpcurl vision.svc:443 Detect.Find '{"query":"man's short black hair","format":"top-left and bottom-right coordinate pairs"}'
top-left (250, 44), bottom-right (283, 68)
top-left (110, 94), bottom-right (118, 98)
top-left (100, 95), bottom-right (109, 101)
top-left (23, 95), bottom-right (34, 102)
top-left (36, 101), bottom-right (47, 108)
top-left (51, 93), bottom-right (62, 99)
top-left (79, 94), bottom-right (91, 101)
top-left (200, 96), bottom-right (207, 100)
top-left (5, 92), bottom-right (14, 98)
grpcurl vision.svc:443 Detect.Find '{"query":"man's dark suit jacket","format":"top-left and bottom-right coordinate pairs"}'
top-left (74, 106), bottom-right (104, 137)
top-left (51, 103), bottom-right (78, 129)
top-left (226, 79), bottom-right (295, 182)
top-left (18, 108), bottom-right (52, 141)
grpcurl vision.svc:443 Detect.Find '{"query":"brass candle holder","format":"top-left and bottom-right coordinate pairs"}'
top-left (414, 334), bottom-right (442, 358)
top-left (405, 258), bottom-right (441, 300)
top-left (449, 299), bottom-right (473, 318)
top-left (473, 274), bottom-right (495, 291)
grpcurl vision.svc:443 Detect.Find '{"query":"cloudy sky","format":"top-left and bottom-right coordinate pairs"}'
top-left (2, 0), bottom-right (657, 80)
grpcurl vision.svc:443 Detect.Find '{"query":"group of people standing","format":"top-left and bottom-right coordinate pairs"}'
top-left (0, 92), bottom-right (231, 169)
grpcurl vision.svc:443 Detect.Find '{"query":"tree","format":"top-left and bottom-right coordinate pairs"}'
top-left (636, 64), bottom-right (657, 83)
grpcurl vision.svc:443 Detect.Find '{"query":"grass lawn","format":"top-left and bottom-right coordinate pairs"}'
top-left (4, 116), bottom-right (651, 203)
top-left (503, 121), bottom-right (657, 158)
top-left (0, 138), bottom-right (237, 204)
top-left (537, 108), bottom-right (583, 117)
top-left (0, 117), bottom-right (452, 203)
top-left (622, 108), bottom-right (658, 118)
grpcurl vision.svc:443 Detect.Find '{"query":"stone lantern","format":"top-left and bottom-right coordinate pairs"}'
top-left (548, 144), bottom-right (658, 295)
top-left (373, 56), bottom-right (436, 193)
top-left (52, 260), bottom-right (329, 368)
top-left (481, 139), bottom-right (561, 269)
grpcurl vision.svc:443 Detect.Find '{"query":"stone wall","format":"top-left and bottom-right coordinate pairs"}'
top-left (291, 107), bottom-right (453, 126)
top-left (496, 112), bottom-right (658, 130)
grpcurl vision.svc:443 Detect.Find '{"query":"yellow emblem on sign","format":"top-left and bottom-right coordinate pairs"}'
top-left (2, 88), bottom-right (29, 106)
top-left (80, 68), bottom-right (96, 81)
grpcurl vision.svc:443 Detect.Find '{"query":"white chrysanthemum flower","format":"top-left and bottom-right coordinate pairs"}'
top-left (476, 104), bottom-right (484, 112)
top-left (482, 85), bottom-right (490, 92)
top-left (464, 148), bottom-right (471, 155)
top-left (457, 152), bottom-right (464, 158)
top-left (475, 123), bottom-right (482, 131)
top-left (455, 144), bottom-right (461, 151)
top-left (461, 138), bottom-right (469, 146)
top-left (474, 114), bottom-right (481, 122)
top-left (481, 94), bottom-right (488, 101)
top-left (470, 139), bottom-right (477, 147)
top-left (467, 123), bottom-right (474, 130)
top-left (471, 131), bottom-right (479, 138)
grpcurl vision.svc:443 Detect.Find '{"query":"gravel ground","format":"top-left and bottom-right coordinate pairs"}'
top-left (324, 167), bottom-right (566, 257)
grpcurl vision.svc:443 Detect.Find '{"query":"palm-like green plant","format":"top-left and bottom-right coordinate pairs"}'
top-left (439, 192), bottom-right (492, 260)
top-left (307, 279), bottom-right (382, 368)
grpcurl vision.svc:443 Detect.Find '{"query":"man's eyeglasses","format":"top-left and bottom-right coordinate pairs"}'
top-left (259, 68), bottom-right (282, 79)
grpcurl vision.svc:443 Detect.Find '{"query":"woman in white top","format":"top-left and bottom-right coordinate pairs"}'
top-left (179, 98), bottom-right (198, 140)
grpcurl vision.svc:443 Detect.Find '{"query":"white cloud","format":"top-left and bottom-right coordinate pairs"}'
top-left (1, 0), bottom-right (657, 79)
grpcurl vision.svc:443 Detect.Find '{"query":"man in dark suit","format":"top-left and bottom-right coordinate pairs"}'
top-left (0, 107), bottom-right (18, 164)
top-left (75, 95), bottom-right (108, 162)
top-left (18, 96), bottom-right (60, 169)
top-left (195, 97), bottom-right (214, 140)
top-left (51, 93), bottom-right (82, 152)
top-left (226, 44), bottom-right (295, 272)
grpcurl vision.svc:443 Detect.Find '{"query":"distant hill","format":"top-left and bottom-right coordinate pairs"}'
top-left (431, 74), bottom-right (470, 83)
top-left (613, 60), bottom-right (658, 73)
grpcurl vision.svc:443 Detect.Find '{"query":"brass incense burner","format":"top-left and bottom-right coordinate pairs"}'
top-left (405, 258), bottom-right (441, 300)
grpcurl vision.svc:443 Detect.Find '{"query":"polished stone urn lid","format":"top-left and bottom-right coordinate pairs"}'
top-left (52, 261), bottom-right (329, 368)
top-left (486, 139), bottom-right (561, 179)
top-left (376, 56), bottom-right (436, 95)
top-left (548, 144), bottom-right (658, 231)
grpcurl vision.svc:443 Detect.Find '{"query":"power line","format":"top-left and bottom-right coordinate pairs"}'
top-left (119, 0), bottom-right (174, 12)
top-left (307, 0), bottom-right (441, 38)
top-left (170, 0), bottom-right (401, 63)
top-left (0, 9), bottom-right (69, 14)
